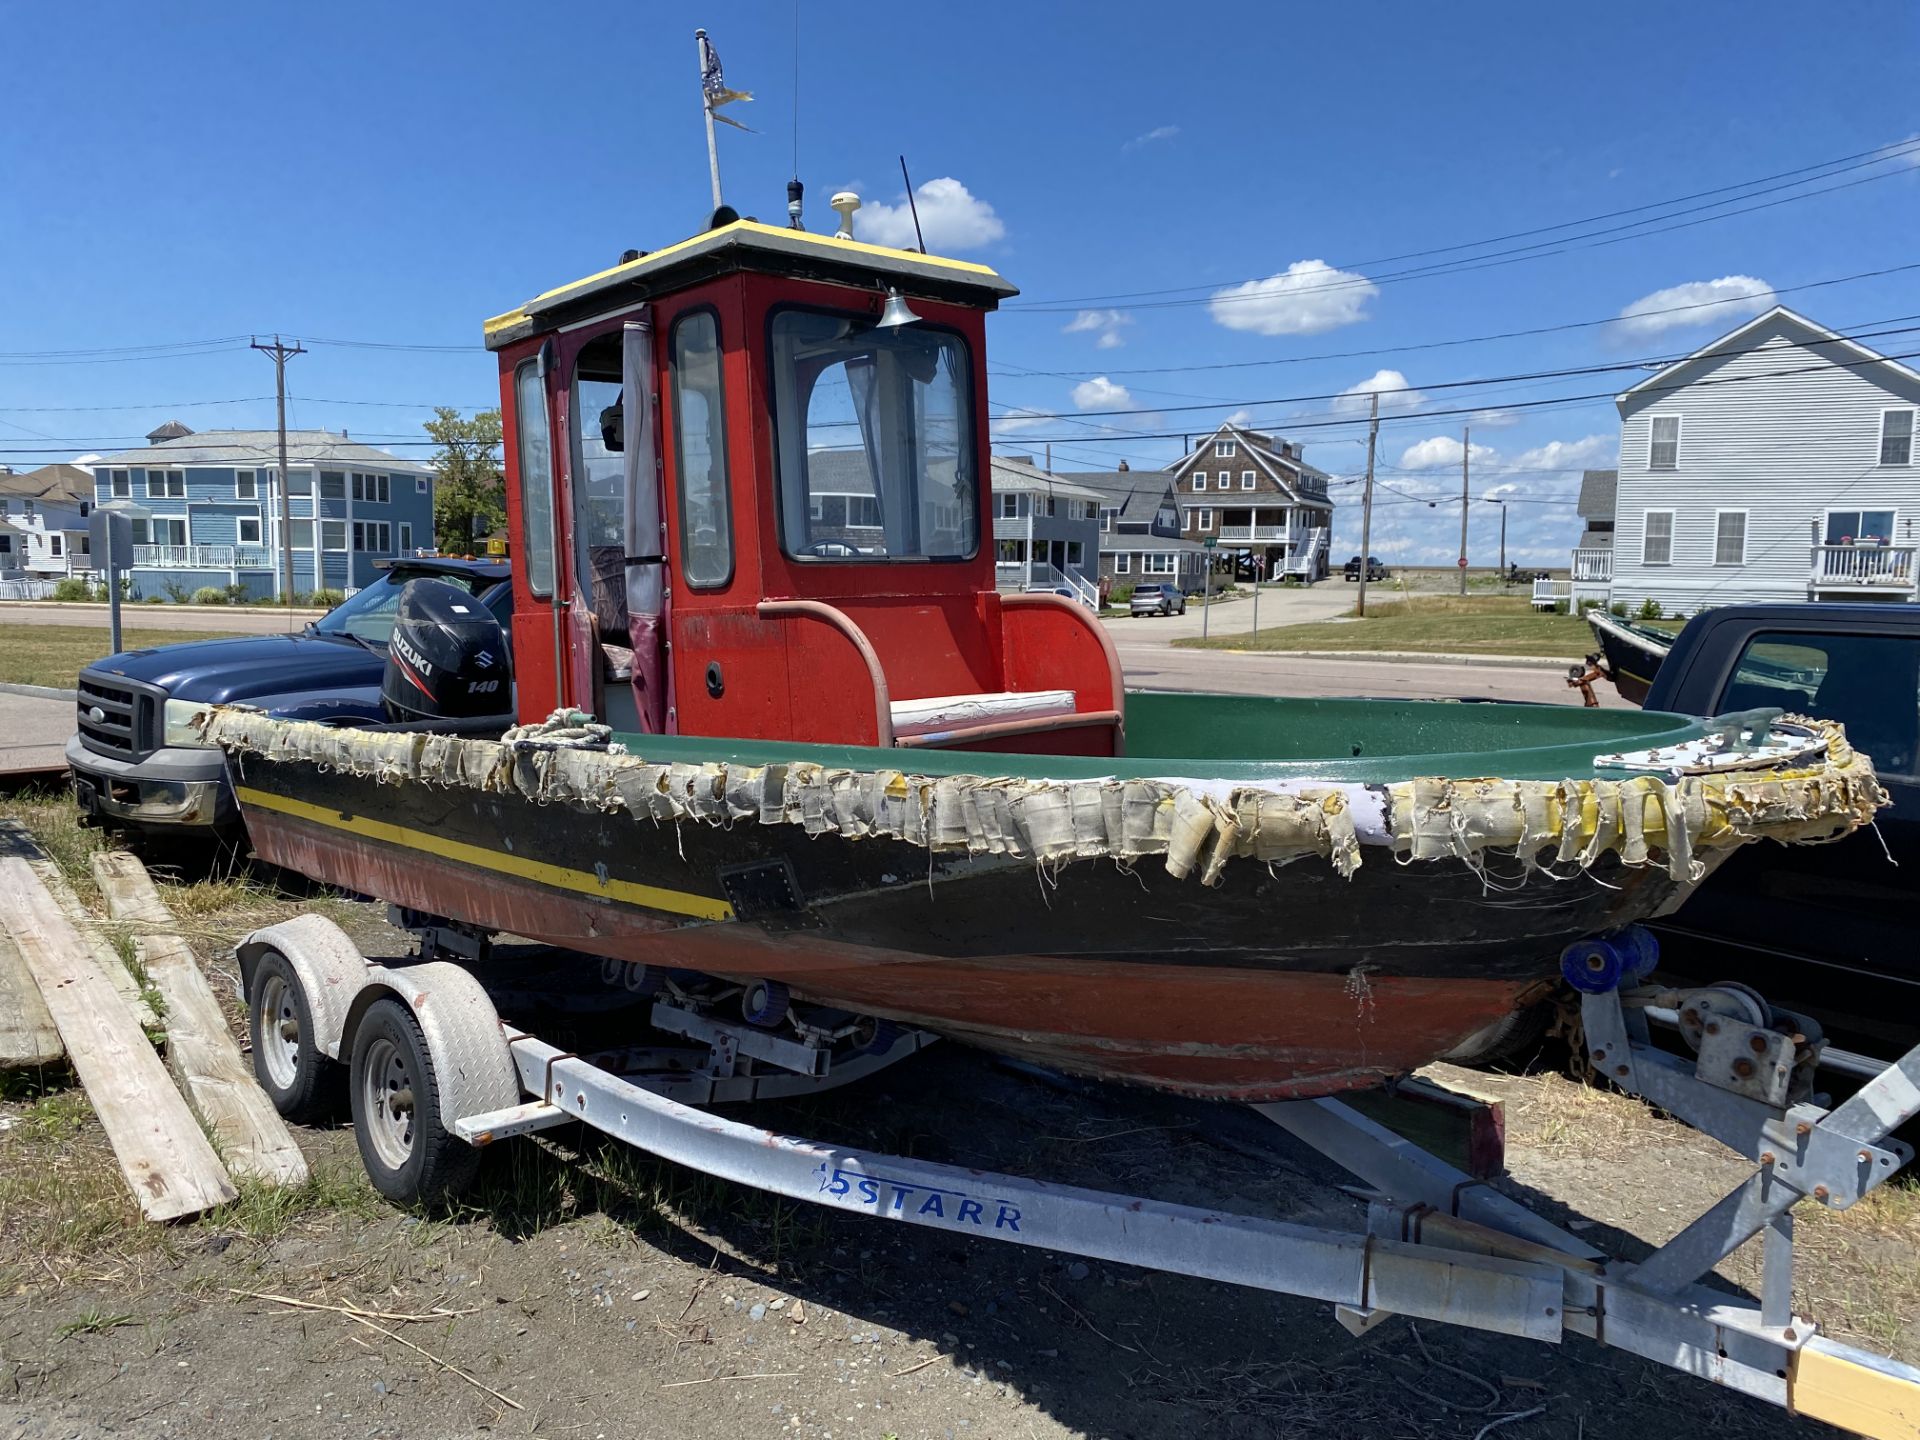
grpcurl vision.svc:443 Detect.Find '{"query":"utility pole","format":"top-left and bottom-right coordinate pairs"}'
top-left (1457, 424), bottom-right (1471, 596)
top-left (1356, 392), bottom-right (1379, 618)
top-left (252, 335), bottom-right (306, 612)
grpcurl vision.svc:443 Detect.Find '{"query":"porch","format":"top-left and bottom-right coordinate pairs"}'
top-left (131, 543), bottom-right (275, 571)
top-left (1215, 508), bottom-right (1329, 580)
top-left (1809, 542), bottom-right (1918, 599)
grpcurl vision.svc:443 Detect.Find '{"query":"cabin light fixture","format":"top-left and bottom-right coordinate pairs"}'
top-left (875, 289), bottom-right (922, 330)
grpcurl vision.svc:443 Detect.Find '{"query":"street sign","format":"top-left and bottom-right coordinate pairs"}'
top-left (1202, 535), bottom-right (1218, 549)
top-left (1457, 556), bottom-right (1468, 568)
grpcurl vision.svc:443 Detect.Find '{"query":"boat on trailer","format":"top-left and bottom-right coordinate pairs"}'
top-left (206, 213), bottom-right (1883, 1102)
top-left (1587, 609), bottom-right (1675, 704)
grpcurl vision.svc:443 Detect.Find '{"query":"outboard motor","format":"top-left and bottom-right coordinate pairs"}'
top-left (381, 579), bottom-right (513, 725)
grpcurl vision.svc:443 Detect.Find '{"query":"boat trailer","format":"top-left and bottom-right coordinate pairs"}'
top-left (236, 914), bottom-right (1920, 1437)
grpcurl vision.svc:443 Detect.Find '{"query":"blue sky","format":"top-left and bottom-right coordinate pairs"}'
top-left (5, 0), bottom-right (1918, 563)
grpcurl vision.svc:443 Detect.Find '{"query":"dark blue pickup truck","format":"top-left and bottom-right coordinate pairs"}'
top-left (67, 557), bottom-right (511, 834)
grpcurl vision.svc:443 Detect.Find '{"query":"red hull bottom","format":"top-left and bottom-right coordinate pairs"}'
top-left (254, 810), bottom-right (1534, 1101)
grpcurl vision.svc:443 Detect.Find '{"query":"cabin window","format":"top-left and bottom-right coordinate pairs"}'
top-left (1713, 510), bottom-right (1746, 566)
top-left (1648, 416), bottom-right (1680, 471)
top-left (770, 308), bottom-right (977, 562)
top-left (514, 360), bottom-right (556, 597)
top-left (1880, 409), bottom-right (1913, 467)
top-left (1641, 509), bottom-right (1673, 565)
top-left (569, 333), bottom-right (629, 604)
top-left (670, 310), bottom-right (733, 588)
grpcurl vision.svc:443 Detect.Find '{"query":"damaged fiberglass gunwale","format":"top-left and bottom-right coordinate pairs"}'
top-left (202, 692), bottom-right (1886, 889)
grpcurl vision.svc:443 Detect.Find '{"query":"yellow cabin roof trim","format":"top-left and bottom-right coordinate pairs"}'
top-left (483, 220), bottom-right (1015, 347)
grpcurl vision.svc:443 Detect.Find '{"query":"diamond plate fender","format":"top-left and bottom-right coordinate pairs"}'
top-left (234, 914), bottom-right (376, 1060)
top-left (344, 961), bottom-right (522, 1134)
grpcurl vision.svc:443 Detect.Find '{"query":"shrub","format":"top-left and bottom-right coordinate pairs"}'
top-left (1109, 584), bottom-right (1135, 607)
top-left (142, 594), bottom-right (166, 604)
top-left (50, 577), bottom-right (94, 603)
top-left (190, 586), bottom-right (230, 605)
top-left (162, 580), bottom-right (192, 604)
top-left (304, 587), bottom-right (345, 608)
top-left (1609, 601), bottom-right (1628, 618)
top-left (1634, 597), bottom-right (1663, 622)
top-left (224, 583), bottom-right (249, 605)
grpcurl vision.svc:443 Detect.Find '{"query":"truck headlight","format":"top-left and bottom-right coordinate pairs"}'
top-left (162, 698), bottom-right (214, 748)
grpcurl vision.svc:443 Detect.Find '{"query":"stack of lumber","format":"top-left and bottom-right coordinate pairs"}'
top-left (0, 821), bottom-right (307, 1220)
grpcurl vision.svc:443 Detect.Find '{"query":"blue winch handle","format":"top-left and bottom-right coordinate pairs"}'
top-left (1560, 924), bottom-right (1660, 994)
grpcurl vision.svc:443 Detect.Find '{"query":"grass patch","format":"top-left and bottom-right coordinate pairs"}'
top-left (0, 622), bottom-right (246, 689)
top-left (1174, 594), bottom-right (1596, 658)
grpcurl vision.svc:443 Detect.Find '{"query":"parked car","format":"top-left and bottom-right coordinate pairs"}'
top-left (1343, 555), bottom-right (1390, 582)
top-left (1129, 583), bottom-right (1188, 617)
top-left (67, 557), bottom-right (512, 837)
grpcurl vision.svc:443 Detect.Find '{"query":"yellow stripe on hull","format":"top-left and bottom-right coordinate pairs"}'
top-left (234, 785), bottom-right (734, 923)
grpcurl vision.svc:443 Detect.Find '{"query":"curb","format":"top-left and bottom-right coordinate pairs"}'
top-left (0, 682), bottom-right (78, 702)
top-left (1183, 648), bottom-right (1580, 671)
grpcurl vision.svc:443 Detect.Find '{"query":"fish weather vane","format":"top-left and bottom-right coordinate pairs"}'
top-left (696, 28), bottom-right (755, 212)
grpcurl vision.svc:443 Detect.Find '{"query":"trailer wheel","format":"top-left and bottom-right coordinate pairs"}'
top-left (248, 950), bottom-right (344, 1123)
top-left (349, 997), bottom-right (480, 1206)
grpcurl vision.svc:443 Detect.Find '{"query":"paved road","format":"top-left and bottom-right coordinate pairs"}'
top-left (0, 603), bottom-right (320, 635)
top-left (0, 692), bottom-right (74, 778)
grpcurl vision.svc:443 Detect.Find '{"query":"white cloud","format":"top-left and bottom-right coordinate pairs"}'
top-left (1071, 376), bottom-right (1133, 410)
top-left (1124, 124), bottom-right (1180, 153)
top-left (1335, 368), bottom-right (1425, 415)
top-left (1469, 408), bottom-right (1520, 429)
top-left (1508, 434), bottom-right (1618, 473)
top-left (990, 408), bottom-right (1049, 435)
top-left (1209, 259), bottom-right (1379, 336)
top-left (1612, 275), bottom-right (1776, 340)
top-left (1223, 408), bottom-right (1256, 427)
top-left (1879, 134), bottom-right (1920, 169)
top-left (859, 177), bottom-right (1005, 252)
top-left (1397, 434), bottom-right (1497, 471)
top-left (1063, 308), bottom-right (1133, 349)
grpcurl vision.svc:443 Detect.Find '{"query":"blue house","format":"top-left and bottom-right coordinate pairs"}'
top-left (91, 424), bottom-right (436, 600)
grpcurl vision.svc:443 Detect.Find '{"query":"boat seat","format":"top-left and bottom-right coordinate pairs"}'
top-left (890, 689), bottom-right (1076, 739)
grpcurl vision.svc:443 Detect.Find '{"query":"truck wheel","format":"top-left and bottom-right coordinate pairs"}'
top-left (1443, 1000), bottom-right (1553, 1070)
top-left (249, 950), bottom-right (344, 1123)
top-left (349, 997), bottom-right (480, 1206)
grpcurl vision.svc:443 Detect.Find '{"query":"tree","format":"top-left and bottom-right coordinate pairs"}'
top-left (426, 407), bottom-right (505, 554)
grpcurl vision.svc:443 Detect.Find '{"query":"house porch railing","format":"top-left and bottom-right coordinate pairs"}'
top-left (131, 543), bottom-right (274, 570)
top-left (1571, 547), bottom-right (1612, 583)
top-left (1809, 542), bottom-right (1917, 594)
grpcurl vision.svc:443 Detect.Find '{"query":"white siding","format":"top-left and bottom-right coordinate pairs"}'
top-left (1610, 316), bottom-right (1920, 615)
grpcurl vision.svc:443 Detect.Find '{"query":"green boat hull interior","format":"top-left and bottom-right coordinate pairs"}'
top-left (205, 695), bottom-right (1886, 1101)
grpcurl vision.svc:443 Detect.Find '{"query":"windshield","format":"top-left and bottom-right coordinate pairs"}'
top-left (313, 569), bottom-right (501, 645)
top-left (769, 309), bottom-right (976, 561)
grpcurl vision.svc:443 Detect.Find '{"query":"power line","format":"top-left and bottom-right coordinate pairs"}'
top-left (1007, 139), bottom-right (1920, 313)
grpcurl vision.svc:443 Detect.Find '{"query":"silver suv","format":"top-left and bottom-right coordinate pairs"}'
top-left (1129, 583), bottom-right (1187, 617)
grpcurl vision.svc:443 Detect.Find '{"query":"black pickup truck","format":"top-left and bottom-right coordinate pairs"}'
top-left (1641, 604), bottom-right (1918, 1056)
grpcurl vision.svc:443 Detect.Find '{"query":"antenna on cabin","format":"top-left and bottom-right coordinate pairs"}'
top-left (830, 191), bottom-right (861, 240)
top-left (787, 178), bottom-right (805, 230)
top-left (899, 155), bottom-right (925, 253)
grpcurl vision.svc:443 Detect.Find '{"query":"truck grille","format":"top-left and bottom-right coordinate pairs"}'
top-left (76, 672), bottom-right (160, 761)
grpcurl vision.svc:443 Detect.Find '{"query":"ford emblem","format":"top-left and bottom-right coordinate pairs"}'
top-left (87, 705), bottom-right (106, 723)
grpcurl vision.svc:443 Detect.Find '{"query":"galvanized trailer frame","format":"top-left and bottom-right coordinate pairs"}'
top-left (236, 914), bottom-right (1920, 1438)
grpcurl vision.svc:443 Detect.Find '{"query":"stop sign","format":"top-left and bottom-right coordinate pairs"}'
top-left (1457, 557), bottom-right (1468, 568)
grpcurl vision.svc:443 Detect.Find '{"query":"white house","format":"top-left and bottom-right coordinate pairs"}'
top-left (1595, 306), bottom-right (1920, 615)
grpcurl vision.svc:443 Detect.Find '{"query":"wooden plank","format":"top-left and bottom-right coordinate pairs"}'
top-left (0, 856), bottom-right (236, 1221)
top-left (0, 820), bottom-right (160, 1030)
top-left (1346, 1075), bottom-right (1506, 1181)
top-left (0, 929), bottom-right (63, 1069)
top-left (91, 852), bottom-right (309, 1187)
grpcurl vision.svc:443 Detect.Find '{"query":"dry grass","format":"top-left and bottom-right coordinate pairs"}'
top-left (0, 622), bottom-right (248, 689)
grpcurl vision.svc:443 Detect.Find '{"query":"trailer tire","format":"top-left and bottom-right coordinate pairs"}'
top-left (349, 997), bottom-right (481, 1206)
top-left (248, 950), bottom-right (344, 1123)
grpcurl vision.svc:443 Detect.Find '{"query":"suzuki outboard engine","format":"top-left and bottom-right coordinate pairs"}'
top-left (381, 579), bottom-right (512, 724)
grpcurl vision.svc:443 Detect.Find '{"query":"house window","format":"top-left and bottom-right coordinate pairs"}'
top-left (144, 468), bottom-right (185, 498)
top-left (1143, 553), bottom-right (1175, 574)
top-left (1113, 552), bottom-right (1130, 574)
top-left (399, 522), bottom-right (412, 552)
top-left (1648, 416), bottom-right (1680, 471)
top-left (321, 520), bottom-right (347, 550)
top-left (351, 472), bottom-right (391, 504)
top-left (416, 476), bottom-right (429, 494)
top-left (1881, 409), bottom-right (1914, 467)
top-left (1044, 495), bottom-right (1057, 517)
top-left (1713, 510), bottom-right (1747, 566)
top-left (0, 534), bottom-right (9, 553)
top-left (319, 471), bottom-right (346, 500)
top-left (1241, 471), bottom-right (1256, 490)
top-left (1642, 509), bottom-right (1674, 566)
top-left (287, 470), bottom-right (313, 496)
top-left (1825, 509), bottom-right (1897, 546)
top-left (1099, 507), bottom-right (1116, 532)
top-left (1218, 472), bottom-right (1232, 488)
top-left (110, 469), bottom-right (130, 498)
top-left (1192, 473), bottom-right (1207, 492)
top-left (1182, 509), bottom-right (1194, 531)
top-left (138, 517), bottom-right (185, 546)
top-left (290, 519), bottom-right (314, 549)
top-left (352, 521), bottom-right (392, 552)
top-left (235, 470), bottom-right (257, 499)
top-left (1215, 439), bottom-right (1236, 458)
top-left (1197, 508), bottom-right (1213, 529)
top-left (77, 536), bottom-right (89, 555)
top-left (1067, 541), bottom-right (1083, 566)
top-left (49, 535), bottom-right (63, 557)
top-left (237, 516), bottom-right (262, 545)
